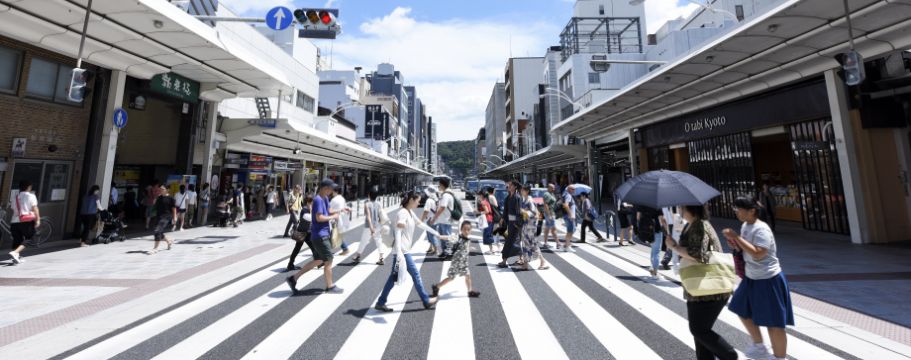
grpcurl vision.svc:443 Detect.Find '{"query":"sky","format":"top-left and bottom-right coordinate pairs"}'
top-left (219, 0), bottom-right (700, 142)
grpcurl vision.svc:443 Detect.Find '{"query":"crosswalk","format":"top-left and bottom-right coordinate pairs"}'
top-left (45, 203), bottom-right (911, 360)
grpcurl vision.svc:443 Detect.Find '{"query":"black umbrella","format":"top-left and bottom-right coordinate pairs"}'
top-left (614, 170), bottom-right (720, 209)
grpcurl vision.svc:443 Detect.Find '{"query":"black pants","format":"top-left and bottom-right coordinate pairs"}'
top-left (501, 224), bottom-right (520, 261)
top-left (580, 219), bottom-right (603, 242)
top-left (687, 299), bottom-right (738, 360)
top-left (80, 214), bottom-right (96, 243)
top-left (287, 233), bottom-right (310, 269)
top-left (284, 210), bottom-right (299, 236)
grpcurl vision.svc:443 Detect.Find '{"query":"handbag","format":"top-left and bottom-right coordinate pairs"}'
top-left (477, 213), bottom-right (488, 230)
top-left (16, 194), bottom-right (37, 222)
top-left (330, 226), bottom-right (342, 249)
top-left (679, 240), bottom-right (737, 297)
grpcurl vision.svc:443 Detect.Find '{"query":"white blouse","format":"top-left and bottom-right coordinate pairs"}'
top-left (393, 207), bottom-right (444, 284)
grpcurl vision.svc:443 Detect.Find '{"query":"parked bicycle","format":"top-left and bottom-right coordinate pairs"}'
top-left (0, 205), bottom-right (53, 248)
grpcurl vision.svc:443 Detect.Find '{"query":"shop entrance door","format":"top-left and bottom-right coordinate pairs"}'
top-left (688, 132), bottom-right (755, 220)
top-left (788, 120), bottom-right (850, 234)
top-left (10, 160), bottom-right (72, 242)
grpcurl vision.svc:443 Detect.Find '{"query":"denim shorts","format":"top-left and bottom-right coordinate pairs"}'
top-left (564, 216), bottom-right (576, 233)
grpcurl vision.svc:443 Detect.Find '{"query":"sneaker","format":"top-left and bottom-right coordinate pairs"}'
top-left (563, 247), bottom-right (571, 253)
top-left (284, 265), bottom-right (302, 272)
top-left (423, 297), bottom-right (438, 310)
top-left (285, 276), bottom-right (298, 295)
top-left (745, 343), bottom-right (770, 359)
top-left (375, 304), bottom-right (394, 313)
top-left (324, 286), bottom-right (344, 294)
top-left (9, 251), bottom-right (20, 264)
top-left (767, 356), bottom-right (786, 360)
top-left (352, 254), bottom-right (361, 263)
top-left (567, 247), bottom-right (576, 253)
top-left (431, 284), bottom-right (440, 297)
top-left (339, 249), bottom-right (350, 256)
top-left (376, 258), bottom-right (385, 266)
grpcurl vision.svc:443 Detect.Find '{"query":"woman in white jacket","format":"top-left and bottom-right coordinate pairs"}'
top-left (374, 191), bottom-right (452, 312)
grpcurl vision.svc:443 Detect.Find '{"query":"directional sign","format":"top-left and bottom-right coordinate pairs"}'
top-left (266, 6), bottom-right (293, 31)
top-left (113, 108), bottom-right (128, 129)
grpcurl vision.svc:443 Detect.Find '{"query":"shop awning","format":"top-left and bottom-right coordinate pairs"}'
top-left (223, 118), bottom-right (431, 176)
top-left (485, 145), bottom-right (587, 177)
top-left (552, 0), bottom-right (911, 141)
top-left (0, 0), bottom-right (292, 100)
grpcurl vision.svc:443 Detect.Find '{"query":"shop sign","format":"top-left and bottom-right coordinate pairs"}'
top-left (273, 161), bottom-right (304, 171)
top-left (793, 141), bottom-right (829, 151)
top-left (248, 118), bottom-right (277, 128)
top-left (114, 166), bottom-right (142, 187)
top-left (640, 80), bottom-right (829, 148)
top-left (248, 155), bottom-right (272, 170)
top-left (150, 72), bottom-right (199, 103)
top-left (11, 138), bottom-right (26, 157)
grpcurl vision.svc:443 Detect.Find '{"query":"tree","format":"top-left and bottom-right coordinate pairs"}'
top-left (437, 140), bottom-right (474, 178)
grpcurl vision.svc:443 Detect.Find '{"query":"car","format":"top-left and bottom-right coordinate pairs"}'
top-left (465, 179), bottom-right (479, 200)
top-left (529, 188), bottom-right (547, 207)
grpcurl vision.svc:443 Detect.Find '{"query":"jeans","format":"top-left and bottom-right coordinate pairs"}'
top-left (650, 232), bottom-right (664, 271)
top-left (426, 220), bottom-right (439, 249)
top-left (580, 219), bottom-right (603, 242)
top-left (376, 253), bottom-right (430, 306)
top-left (436, 223), bottom-right (452, 255)
top-left (482, 223), bottom-right (495, 245)
top-left (687, 299), bottom-right (739, 360)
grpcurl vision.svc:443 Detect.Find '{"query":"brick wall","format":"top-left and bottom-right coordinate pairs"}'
top-left (0, 35), bottom-right (96, 236)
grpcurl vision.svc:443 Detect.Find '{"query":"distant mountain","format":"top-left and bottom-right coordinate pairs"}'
top-left (438, 140), bottom-right (474, 178)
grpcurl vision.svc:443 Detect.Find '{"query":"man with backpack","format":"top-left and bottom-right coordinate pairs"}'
top-left (636, 205), bottom-right (667, 281)
top-left (430, 178), bottom-right (462, 259)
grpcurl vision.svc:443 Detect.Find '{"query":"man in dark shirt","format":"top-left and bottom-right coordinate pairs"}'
top-left (150, 186), bottom-right (177, 254)
top-left (497, 180), bottom-right (523, 268)
top-left (286, 179), bottom-right (346, 295)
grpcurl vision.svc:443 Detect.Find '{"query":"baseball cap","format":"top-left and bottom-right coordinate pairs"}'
top-left (319, 179), bottom-right (337, 189)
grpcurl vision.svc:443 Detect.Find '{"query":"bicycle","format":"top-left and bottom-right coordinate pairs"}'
top-left (0, 205), bottom-right (53, 248)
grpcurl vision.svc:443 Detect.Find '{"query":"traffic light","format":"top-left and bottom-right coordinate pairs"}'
top-left (293, 8), bottom-right (337, 27)
top-left (841, 50), bottom-right (865, 86)
top-left (67, 67), bottom-right (93, 102)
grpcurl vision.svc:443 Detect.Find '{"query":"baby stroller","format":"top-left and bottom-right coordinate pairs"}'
top-left (95, 210), bottom-right (126, 244)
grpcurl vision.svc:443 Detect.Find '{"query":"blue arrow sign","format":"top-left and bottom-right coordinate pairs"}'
top-left (113, 108), bottom-right (128, 129)
top-left (265, 6), bottom-right (293, 31)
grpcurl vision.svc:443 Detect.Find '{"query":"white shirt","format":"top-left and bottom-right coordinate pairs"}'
top-left (436, 191), bottom-right (454, 223)
top-left (10, 191), bottom-right (38, 224)
top-left (187, 190), bottom-right (197, 205)
top-left (393, 207), bottom-right (444, 284)
top-left (266, 191), bottom-right (277, 204)
top-left (424, 197), bottom-right (437, 216)
top-left (174, 192), bottom-right (189, 210)
top-left (330, 194), bottom-right (349, 231)
top-left (110, 187), bottom-right (119, 204)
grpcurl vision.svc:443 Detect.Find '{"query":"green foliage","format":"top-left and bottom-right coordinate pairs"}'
top-left (438, 140), bottom-right (475, 178)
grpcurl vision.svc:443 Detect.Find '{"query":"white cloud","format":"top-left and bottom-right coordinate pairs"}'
top-left (643, 1), bottom-right (700, 33)
top-left (218, 0), bottom-right (294, 15)
top-left (324, 0), bottom-right (339, 8)
top-left (322, 7), bottom-right (557, 142)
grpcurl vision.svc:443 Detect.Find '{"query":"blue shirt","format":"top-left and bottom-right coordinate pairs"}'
top-left (311, 195), bottom-right (331, 238)
top-left (81, 194), bottom-right (99, 215)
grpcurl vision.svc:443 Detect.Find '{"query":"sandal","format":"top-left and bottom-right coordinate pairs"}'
top-left (467, 291), bottom-right (481, 298)
top-left (538, 265), bottom-right (550, 270)
top-left (496, 262), bottom-right (508, 269)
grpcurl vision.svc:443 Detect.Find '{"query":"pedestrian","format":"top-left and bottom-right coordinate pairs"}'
top-left (283, 185), bottom-right (303, 238)
top-left (354, 187), bottom-right (386, 265)
top-left (516, 184), bottom-right (548, 271)
top-left (109, 181), bottom-right (120, 219)
top-left (757, 183), bottom-right (777, 232)
top-left (149, 186), bottom-right (176, 254)
top-left (216, 189), bottom-right (233, 227)
top-left (198, 183), bottom-right (211, 226)
top-left (174, 185), bottom-right (189, 231)
top-left (420, 188), bottom-right (440, 255)
top-left (477, 188), bottom-right (497, 255)
top-left (80, 185), bottom-right (103, 247)
top-left (431, 220), bottom-right (481, 298)
top-left (559, 184), bottom-right (577, 253)
top-left (374, 191), bottom-right (451, 312)
top-left (284, 195), bottom-right (314, 272)
top-left (144, 180), bottom-right (161, 230)
top-left (637, 205), bottom-right (666, 281)
top-left (663, 205), bottom-right (739, 360)
top-left (265, 185), bottom-right (277, 221)
top-left (579, 191), bottom-right (606, 243)
top-left (724, 196), bottom-right (793, 360)
top-left (329, 187), bottom-right (351, 256)
top-left (660, 206), bottom-right (686, 272)
top-left (124, 186), bottom-right (139, 221)
top-left (541, 184), bottom-right (558, 250)
top-left (7, 181), bottom-right (39, 264)
top-left (429, 177), bottom-right (457, 259)
top-left (186, 184), bottom-right (197, 228)
top-left (286, 179), bottom-right (346, 295)
top-left (496, 181), bottom-right (522, 268)
top-left (234, 186), bottom-right (246, 225)
top-left (616, 199), bottom-right (633, 246)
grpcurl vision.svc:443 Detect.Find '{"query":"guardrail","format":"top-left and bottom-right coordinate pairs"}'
top-left (345, 192), bottom-right (403, 221)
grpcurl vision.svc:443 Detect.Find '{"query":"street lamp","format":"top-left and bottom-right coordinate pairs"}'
top-left (629, 0), bottom-right (739, 22)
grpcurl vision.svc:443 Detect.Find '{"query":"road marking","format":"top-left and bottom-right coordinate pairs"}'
top-left (481, 252), bottom-right (569, 360)
top-left (426, 244), bottom-right (475, 360)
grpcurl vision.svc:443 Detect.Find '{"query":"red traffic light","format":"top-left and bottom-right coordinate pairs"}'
top-left (319, 10), bottom-right (336, 26)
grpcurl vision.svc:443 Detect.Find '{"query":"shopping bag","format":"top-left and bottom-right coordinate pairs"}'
top-left (330, 226), bottom-right (342, 249)
top-left (679, 251), bottom-right (737, 297)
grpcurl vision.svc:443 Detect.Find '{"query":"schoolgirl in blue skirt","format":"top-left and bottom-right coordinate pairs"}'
top-left (723, 196), bottom-right (793, 360)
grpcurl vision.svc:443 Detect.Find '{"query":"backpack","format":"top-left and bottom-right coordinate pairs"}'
top-left (637, 208), bottom-right (658, 243)
top-left (445, 191), bottom-right (463, 220)
top-left (554, 196), bottom-right (566, 218)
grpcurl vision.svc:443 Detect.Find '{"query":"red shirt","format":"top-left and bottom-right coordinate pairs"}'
top-left (480, 198), bottom-right (493, 222)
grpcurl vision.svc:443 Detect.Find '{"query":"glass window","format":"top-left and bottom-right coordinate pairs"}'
top-left (296, 90), bottom-right (315, 113)
top-left (588, 72), bottom-right (600, 84)
top-left (41, 163), bottom-right (70, 203)
top-left (54, 65), bottom-right (70, 103)
top-left (0, 46), bottom-right (21, 93)
top-left (26, 57), bottom-right (57, 99)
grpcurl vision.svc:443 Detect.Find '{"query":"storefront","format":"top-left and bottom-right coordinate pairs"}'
top-left (639, 78), bottom-right (850, 234)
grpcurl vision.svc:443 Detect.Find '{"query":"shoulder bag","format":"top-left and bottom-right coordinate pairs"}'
top-left (16, 194), bottom-right (37, 222)
top-left (679, 231), bottom-right (737, 297)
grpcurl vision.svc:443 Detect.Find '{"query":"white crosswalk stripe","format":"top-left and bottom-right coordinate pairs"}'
top-left (47, 203), bottom-right (908, 360)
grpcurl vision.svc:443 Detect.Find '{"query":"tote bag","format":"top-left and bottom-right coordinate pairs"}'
top-left (679, 242), bottom-right (737, 297)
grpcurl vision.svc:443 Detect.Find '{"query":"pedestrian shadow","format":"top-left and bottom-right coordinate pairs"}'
top-left (125, 250), bottom-right (149, 254)
top-left (178, 239), bottom-right (229, 245)
top-left (344, 308), bottom-right (390, 323)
